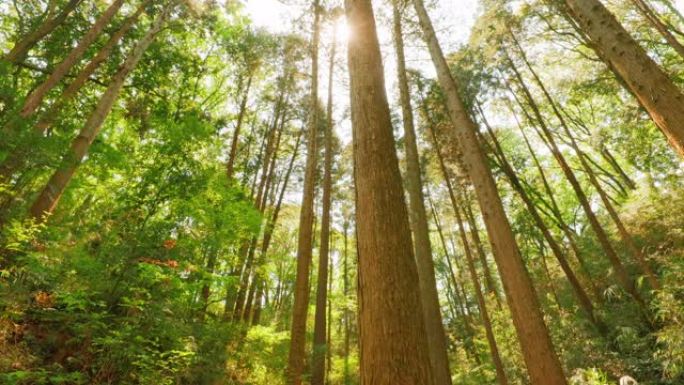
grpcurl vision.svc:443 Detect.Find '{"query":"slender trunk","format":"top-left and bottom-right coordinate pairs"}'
top-left (461, 188), bottom-right (501, 306)
top-left (392, 5), bottom-right (452, 384)
top-left (4, 0), bottom-right (83, 64)
top-left (411, 2), bottom-right (567, 383)
top-left (226, 74), bottom-right (254, 179)
top-left (631, 0), bottom-right (684, 59)
top-left (505, 51), bottom-right (646, 309)
top-left (345, 0), bottom-right (434, 383)
top-left (509, 37), bottom-right (660, 293)
top-left (29, 6), bottom-right (171, 222)
top-left (312, 23), bottom-right (337, 385)
top-left (506, 100), bottom-right (603, 302)
top-left (563, 0), bottom-right (684, 157)
top-left (20, 0), bottom-right (127, 117)
top-left (453, 197), bottom-right (508, 385)
top-left (428, 199), bottom-right (480, 363)
top-left (287, 0), bottom-right (321, 382)
top-left (342, 222), bottom-right (351, 385)
top-left (36, 0), bottom-right (149, 134)
top-left (325, 234), bottom-right (333, 385)
top-left (478, 106), bottom-right (605, 333)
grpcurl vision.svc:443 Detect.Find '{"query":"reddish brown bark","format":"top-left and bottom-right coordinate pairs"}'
top-left (345, 0), bottom-right (434, 383)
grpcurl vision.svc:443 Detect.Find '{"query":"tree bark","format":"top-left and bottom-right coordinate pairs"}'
top-left (312, 21), bottom-right (337, 385)
top-left (563, 0), bottom-right (684, 157)
top-left (391, 4), bottom-right (452, 385)
top-left (287, 0), bottom-right (321, 383)
top-left (411, 1), bottom-right (567, 384)
top-left (29, 5), bottom-right (171, 222)
top-left (344, 0), bottom-right (434, 384)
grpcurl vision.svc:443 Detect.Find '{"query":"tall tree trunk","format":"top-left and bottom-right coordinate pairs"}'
top-left (287, 0), bottom-right (321, 383)
top-left (391, 4), bottom-right (452, 385)
top-left (505, 51), bottom-right (646, 309)
top-left (312, 22), bottom-right (337, 385)
top-left (428, 198), bottom-right (480, 364)
top-left (411, 1), bottom-right (567, 383)
top-left (20, 0), bottom-right (127, 118)
top-left (4, 0), bottom-right (83, 64)
top-left (226, 74), bottom-right (254, 179)
top-left (506, 99), bottom-right (603, 302)
top-left (28, 5), bottom-right (171, 222)
top-left (460, 188), bottom-right (501, 306)
top-left (477, 105), bottom-right (605, 333)
top-left (252, 130), bottom-right (303, 326)
top-left (562, 0), bottom-right (684, 157)
top-left (344, 0), bottom-right (434, 384)
top-left (342, 221), bottom-right (351, 385)
top-left (451, 193), bottom-right (508, 385)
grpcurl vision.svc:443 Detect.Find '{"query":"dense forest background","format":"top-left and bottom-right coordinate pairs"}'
top-left (0, 0), bottom-right (683, 384)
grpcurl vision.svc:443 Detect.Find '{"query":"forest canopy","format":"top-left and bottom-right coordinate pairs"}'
top-left (0, 0), bottom-right (683, 384)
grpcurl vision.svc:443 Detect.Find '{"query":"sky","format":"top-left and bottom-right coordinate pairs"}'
top-left (242, 0), bottom-right (481, 146)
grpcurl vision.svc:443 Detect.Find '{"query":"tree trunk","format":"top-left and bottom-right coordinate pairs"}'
top-left (411, 1), bottom-right (567, 383)
top-left (631, 0), bottom-right (684, 59)
top-left (563, 0), bottom-right (684, 157)
top-left (477, 105), bottom-right (605, 333)
top-left (287, 0), bottom-right (321, 383)
top-left (345, 0), bottom-right (434, 384)
top-left (4, 0), bottom-right (83, 64)
top-left (392, 4), bottom-right (452, 385)
top-left (452, 194), bottom-right (508, 385)
top-left (20, 0), bottom-right (127, 118)
top-left (226, 74), bottom-right (254, 179)
top-left (35, 0), bottom-right (149, 134)
top-left (312, 22), bottom-right (337, 385)
top-left (505, 51), bottom-right (646, 309)
top-left (29, 6), bottom-right (171, 222)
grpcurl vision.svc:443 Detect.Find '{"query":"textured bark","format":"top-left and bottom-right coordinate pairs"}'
top-left (392, 5), bottom-right (452, 385)
top-left (29, 6), bottom-right (171, 222)
top-left (226, 74), bottom-right (254, 179)
top-left (4, 0), bottom-right (83, 64)
top-left (563, 0), bottom-right (684, 157)
top-left (345, 0), bottom-right (434, 384)
top-left (411, 1), bottom-right (567, 384)
top-left (311, 23), bottom-right (337, 385)
top-left (286, 0), bottom-right (321, 383)
top-left (20, 0), bottom-right (127, 118)
top-left (506, 52), bottom-right (647, 309)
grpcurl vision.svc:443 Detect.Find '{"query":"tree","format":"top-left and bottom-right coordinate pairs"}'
top-left (562, 0), bottom-right (684, 157)
top-left (392, 3), bottom-right (452, 384)
top-left (411, 0), bottom-right (568, 383)
top-left (311, 13), bottom-right (337, 385)
top-left (29, 4), bottom-right (174, 222)
top-left (344, 0), bottom-right (434, 383)
top-left (286, 0), bottom-right (322, 383)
